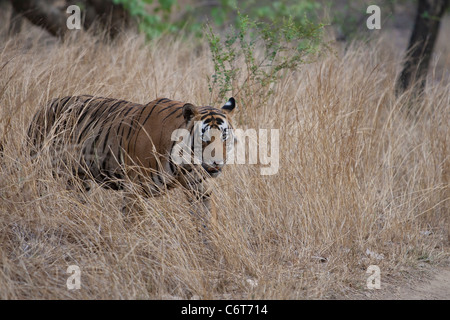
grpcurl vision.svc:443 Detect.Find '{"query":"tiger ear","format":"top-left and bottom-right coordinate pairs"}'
top-left (222, 97), bottom-right (236, 114)
top-left (182, 103), bottom-right (198, 122)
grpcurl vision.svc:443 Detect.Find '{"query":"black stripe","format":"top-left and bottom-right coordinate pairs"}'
top-left (91, 101), bottom-right (118, 146)
top-left (106, 100), bottom-right (128, 117)
top-left (126, 123), bottom-right (134, 155)
top-left (118, 107), bottom-right (136, 146)
top-left (77, 109), bottom-right (107, 143)
top-left (102, 126), bottom-right (112, 151)
top-left (201, 111), bottom-right (224, 118)
top-left (56, 96), bottom-right (72, 114)
top-left (156, 98), bottom-right (170, 104)
top-left (169, 159), bottom-right (176, 175)
top-left (134, 102), bottom-right (151, 128)
top-left (88, 98), bottom-right (112, 120)
top-left (75, 107), bottom-right (91, 127)
top-left (113, 171), bottom-right (124, 181)
top-left (101, 149), bottom-right (111, 173)
top-left (116, 105), bottom-right (135, 141)
top-left (47, 105), bottom-right (56, 129)
top-left (126, 115), bottom-right (140, 141)
top-left (49, 98), bottom-right (59, 112)
top-left (92, 131), bottom-right (102, 151)
top-left (162, 106), bottom-right (182, 122)
top-left (158, 102), bottom-right (178, 114)
top-left (151, 173), bottom-right (159, 186)
top-left (116, 121), bottom-right (123, 139)
top-left (77, 117), bottom-right (99, 143)
top-left (128, 101), bottom-right (161, 153)
top-left (118, 121), bottom-right (128, 145)
top-left (123, 105), bottom-right (135, 118)
top-left (100, 100), bottom-right (124, 119)
top-left (141, 99), bottom-right (165, 126)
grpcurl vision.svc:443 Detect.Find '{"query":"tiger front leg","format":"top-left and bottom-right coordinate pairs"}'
top-left (184, 179), bottom-right (217, 233)
top-left (121, 187), bottom-right (150, 226)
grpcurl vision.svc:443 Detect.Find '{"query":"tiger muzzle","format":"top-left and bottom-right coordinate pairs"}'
top-left (202, 164), bottom-right (223, 177)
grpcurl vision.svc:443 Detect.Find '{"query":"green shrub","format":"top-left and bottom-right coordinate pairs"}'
top-left (206, 11), bottom-right (325, 109)
top-left (112, 0), bottom-right (178, 38)
top-left (113, 0), bottom-right (322, 39)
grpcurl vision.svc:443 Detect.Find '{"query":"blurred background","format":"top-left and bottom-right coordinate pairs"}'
top-left (2, 0), bottom-right (449, 93)
top-left (0, 0), bottom-right (446, 40)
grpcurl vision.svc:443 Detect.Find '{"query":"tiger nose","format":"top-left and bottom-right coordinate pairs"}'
top-left (213, 161), bottom-right (224, 168)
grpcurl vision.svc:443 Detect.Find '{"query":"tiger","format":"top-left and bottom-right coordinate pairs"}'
top-left (27, 95), bottom-right (237, 229)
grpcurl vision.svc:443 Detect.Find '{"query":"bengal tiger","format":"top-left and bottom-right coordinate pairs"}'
top-left (27, 95), bottom-right (236, 229)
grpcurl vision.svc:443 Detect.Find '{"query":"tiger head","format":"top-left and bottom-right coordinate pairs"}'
top-left (181, 98), bottom-right (236, 178)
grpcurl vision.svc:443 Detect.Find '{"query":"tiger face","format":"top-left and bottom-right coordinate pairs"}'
top-left (182, 98), bottom-right (236, 178)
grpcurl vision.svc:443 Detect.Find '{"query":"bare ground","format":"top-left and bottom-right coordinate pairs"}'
top-left (356, 260), bottom-right (450, 300)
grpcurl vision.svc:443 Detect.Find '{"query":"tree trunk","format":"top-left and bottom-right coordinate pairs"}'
top-left (396, 0), bottom-right (449, 96)
top-left (85, 0), bottom-right (130, 38)
top-left (8, 5), bottom-right (24, 35)
top-left (10, 0), bottom-right (68, 37)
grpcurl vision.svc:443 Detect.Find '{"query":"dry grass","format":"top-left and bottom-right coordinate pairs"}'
top-left (0, 20), bottom-right (449, 299)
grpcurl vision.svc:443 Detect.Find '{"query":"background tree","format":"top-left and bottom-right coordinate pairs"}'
top-left (8, 0), bottom-right (130, 38)
top-left (395, 0), bottom-right (449, 96)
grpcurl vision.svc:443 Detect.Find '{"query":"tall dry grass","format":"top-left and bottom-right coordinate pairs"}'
top-left (0, 21), bottom-right (449, 299)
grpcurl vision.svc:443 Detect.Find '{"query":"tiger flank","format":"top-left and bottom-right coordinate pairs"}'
top-left (28, 95), bottom-right (237, 232)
